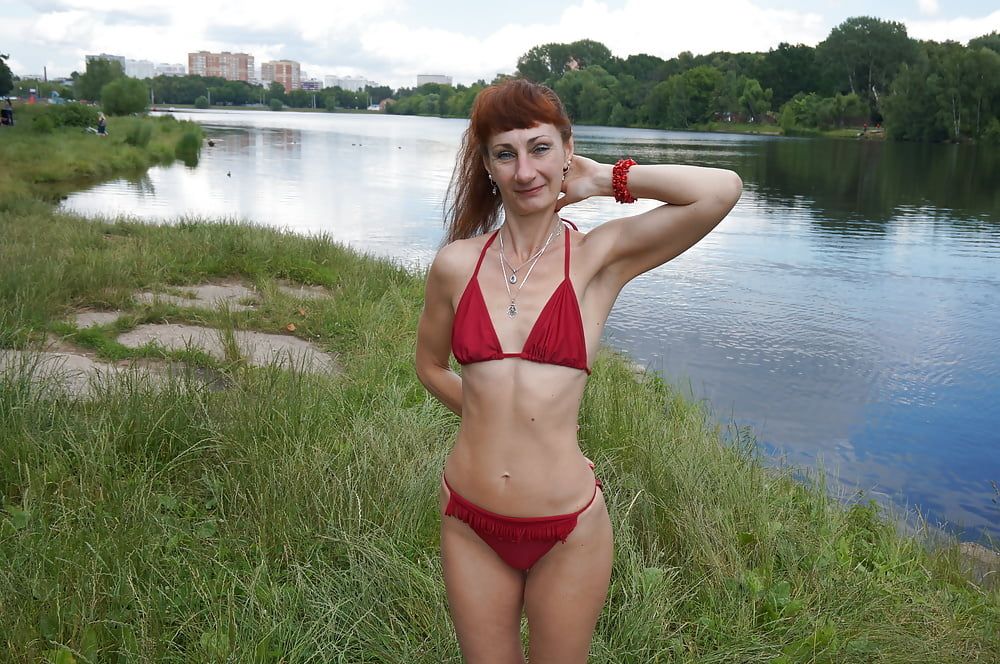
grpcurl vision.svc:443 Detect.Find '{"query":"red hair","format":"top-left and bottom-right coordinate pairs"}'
top-left (443, 79), bottom-right (572, 244)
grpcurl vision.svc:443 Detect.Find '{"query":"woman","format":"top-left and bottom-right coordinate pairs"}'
top-left (415, 79), bottom-right (742, 663)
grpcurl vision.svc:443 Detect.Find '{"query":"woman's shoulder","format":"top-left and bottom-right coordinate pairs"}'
top-left (429, 231), bottom-right (494, 286)
top-left (435, 231), bottom-right (495, 268)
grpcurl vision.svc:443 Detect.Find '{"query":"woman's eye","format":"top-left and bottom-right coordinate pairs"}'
top-left (495, 151), bottom-right (515, 161)
top-left (533, 144), bottom-right (551, 154)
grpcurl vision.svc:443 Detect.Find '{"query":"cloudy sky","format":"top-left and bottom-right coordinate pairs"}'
top-left (3, 0), bottom-right (998, 87)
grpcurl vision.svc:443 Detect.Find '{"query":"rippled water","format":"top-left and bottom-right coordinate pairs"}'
top-left (61, 110), bottom-right (1000, 540)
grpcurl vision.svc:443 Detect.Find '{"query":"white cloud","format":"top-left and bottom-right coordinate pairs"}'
top-left (362, 0), bottom-right (826, 86)
top-left (918, 0), bottom-right (939, 17)
top-left (906, 9), bottom-right (1000, 43)
top-left (6, 0), bottom-right (1000, 86)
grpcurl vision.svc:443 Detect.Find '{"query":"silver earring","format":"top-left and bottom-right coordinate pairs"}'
top-left (488, 173), bottom-right (497, 196)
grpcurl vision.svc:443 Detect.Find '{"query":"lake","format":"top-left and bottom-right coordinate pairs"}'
top-left (61, 109), bottom-right (1000, 541)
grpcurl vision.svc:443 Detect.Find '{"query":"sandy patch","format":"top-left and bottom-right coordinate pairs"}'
top-left (275, 279), bottom-right (332, 300)
top-left (116, 323), bottom-right (337, 373)
top-left (136, 280), bottom-right (258, 311)
top-left (0, 349), bottom-right (160, 397)
top-left (74, 311), bottom-right (125, 328)
top-left (19, 279), bottom-right (338, 398)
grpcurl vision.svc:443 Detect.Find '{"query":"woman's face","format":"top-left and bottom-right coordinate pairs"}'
top-left (484, 123), bottom-right (572, 216)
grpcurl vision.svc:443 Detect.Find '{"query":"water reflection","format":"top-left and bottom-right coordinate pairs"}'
top-left (60, 111), bottom-right (1000, 540)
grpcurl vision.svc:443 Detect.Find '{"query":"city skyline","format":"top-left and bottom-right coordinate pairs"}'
top-left (3, 0), bottom-right (999, 88)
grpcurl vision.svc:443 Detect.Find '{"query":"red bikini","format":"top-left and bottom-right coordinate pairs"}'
top-left (444, 220), bottom-right (602, 571)
top-left (451, 220), bottom-right (590, 374)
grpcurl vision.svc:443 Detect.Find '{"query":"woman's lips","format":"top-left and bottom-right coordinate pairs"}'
top-left (515, 184), bottom-right (545, 196)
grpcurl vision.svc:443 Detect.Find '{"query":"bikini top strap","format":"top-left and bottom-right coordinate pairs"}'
top-left (563, 225), bottom-right (571, 277)
top-left (561, 218), bottom-right (579, 231)
top-left (473, 230), bottom-right (500, 277)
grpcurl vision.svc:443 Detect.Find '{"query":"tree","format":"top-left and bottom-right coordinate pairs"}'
top-left (755, 43), bottom-right (823, 106)
top-left (269, 98), bottom-right (283, 111)
top-left (77, 58), bottom-right (125, 102)
top-left (516, 40), bottom-right (612, 82)
top-left (739, 79), bottom-right (772, 122)
top-left (968, 31), bottom-right (1000, 55)
top-left (101, 77), bottom-right (148, 115)
top-left (194, 95), bottom-right (209, 109)
top-left (268, 82), bottom-right (286, 102)
top-left (966, 46), bottom-right (1000, 137)
top-left (0, 53), bottom-right (13, 97)
top-left (816, 16), bottom-right (918, 118)
top-left (554, 66), bottom-right (618, 124)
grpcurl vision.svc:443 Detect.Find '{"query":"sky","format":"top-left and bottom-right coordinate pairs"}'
top-left (2, 0), bottom-right (998, 88)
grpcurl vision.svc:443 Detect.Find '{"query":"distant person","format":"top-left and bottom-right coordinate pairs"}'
top-left (415, 78), bottom-right (742, 662)
top-left (1, 100), bottom-right (13, 126)
top-left (97, 112), bottom-right (107, 136)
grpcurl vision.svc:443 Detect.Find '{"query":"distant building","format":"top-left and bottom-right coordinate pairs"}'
top-left (188, 51), bottom-right (254, 82)
top-left (155, 63), bottom-right (186, 77)
top-left (85, 54), bottom-right (126, 77)
top-left (86, 53), bottom-right (126, 69)
top-left (85, 54), bottom-right (160, 80)
top-left (261, 60), bottom-right (300, 93)
top-left (417, 74), bottom-right (452, 87)
top-left (324, 75), bottom-right (375, 92)
top-left (125, 59), bottom-right (156, 79)
top-left (301, 78), bottom-right (323, 92)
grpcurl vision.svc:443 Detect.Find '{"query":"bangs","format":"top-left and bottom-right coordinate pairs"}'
top-left (470, 80), bottom-right (571, 147)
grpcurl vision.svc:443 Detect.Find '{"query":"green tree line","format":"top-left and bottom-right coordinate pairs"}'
top-left (387, 19), bottom-right (1000, 143)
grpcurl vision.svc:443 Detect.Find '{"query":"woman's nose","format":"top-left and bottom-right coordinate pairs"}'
top-left (514, 154), bottom-right (536, 182)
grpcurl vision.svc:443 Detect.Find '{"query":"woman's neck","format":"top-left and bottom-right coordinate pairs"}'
top-left (500, 209), bottom-right (560, 261)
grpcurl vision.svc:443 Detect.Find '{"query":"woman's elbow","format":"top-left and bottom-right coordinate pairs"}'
top-left (711, 170), bottom-right (743, 211)
top-left (721, 169), bottom-right (742, 200)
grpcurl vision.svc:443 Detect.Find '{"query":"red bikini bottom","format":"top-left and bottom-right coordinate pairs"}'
top-left (443, 464), bottom-right (603, 571)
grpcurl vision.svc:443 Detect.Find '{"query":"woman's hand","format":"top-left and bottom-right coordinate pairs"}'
top-left (556, 155), bottom-right (612, 211)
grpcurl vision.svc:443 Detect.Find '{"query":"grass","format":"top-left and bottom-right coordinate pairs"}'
top-left (0, 121), bottom-right (997, 662)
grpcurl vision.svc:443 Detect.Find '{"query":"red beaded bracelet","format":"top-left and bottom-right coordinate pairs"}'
top-left (612, 158), bottom-right (637, 203)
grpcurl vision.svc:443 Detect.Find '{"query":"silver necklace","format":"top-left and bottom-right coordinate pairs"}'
top-left (497, 221), bottom-right (558, 318)
top-left (500, 222), bottom-right (561, 283)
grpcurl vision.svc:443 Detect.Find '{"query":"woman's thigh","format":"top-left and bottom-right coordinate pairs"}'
top-left (440, 478), bottom-right (528, 664)
top-left (523, 488), bottom-right (613, 664)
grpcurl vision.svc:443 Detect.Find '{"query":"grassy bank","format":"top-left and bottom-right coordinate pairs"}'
top-left (1, 136), bottom-right (998, 662)
top-left (0, 105), bottom-right (203, 206)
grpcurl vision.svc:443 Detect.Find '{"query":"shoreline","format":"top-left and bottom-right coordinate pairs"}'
top-left (150, 104), bottom-right (874, 140)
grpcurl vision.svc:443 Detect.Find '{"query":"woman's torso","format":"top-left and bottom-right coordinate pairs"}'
top-left (444, 226), bottom-right (620, 516)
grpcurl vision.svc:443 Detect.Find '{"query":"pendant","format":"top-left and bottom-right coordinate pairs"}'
top-left (509, 274), bottom-right (517, 284)
top-left (507, 303), bottom-right (518, 318)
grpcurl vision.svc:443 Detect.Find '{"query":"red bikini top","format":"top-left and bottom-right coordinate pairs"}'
top-left (451, 221), bottom-right (590, 374)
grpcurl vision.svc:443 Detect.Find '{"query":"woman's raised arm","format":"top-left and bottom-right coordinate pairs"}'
top-left (561, 156), bottom-right (742, 286)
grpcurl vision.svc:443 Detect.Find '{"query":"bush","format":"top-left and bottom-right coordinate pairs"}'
top-left (101, 78), bottom-right (149, 116)
top-left (269, 98), bottom-right (283, 112)
top-left (48, 103), bottom-right (99, 128)
top-left (124, 120), bottom-right (153, 147)
top-left (194, 95), bottom-right (209, 109)
top-left (174, 127), bottom-right (202, 167)
top-left (31, 113), bottom-right (55, 133)
top-left (982, 117), bottom-right (1000, 145)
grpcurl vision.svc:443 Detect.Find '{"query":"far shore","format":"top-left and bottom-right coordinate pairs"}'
top-left (150, 104), bottom-right (874, 140)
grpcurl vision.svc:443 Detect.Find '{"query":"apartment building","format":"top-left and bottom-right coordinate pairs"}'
top-left (417, 74), bottom-right (452, 87)
top-left (323, 75), bottom-right (377, 92)
top-left (261, 60), bottom-right (301, 93)
top-left (188, 51), bottom-right (254, 82)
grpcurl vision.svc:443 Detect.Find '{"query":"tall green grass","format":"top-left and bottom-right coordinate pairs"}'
top-left (1, 206), bottom-right (997, 662)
